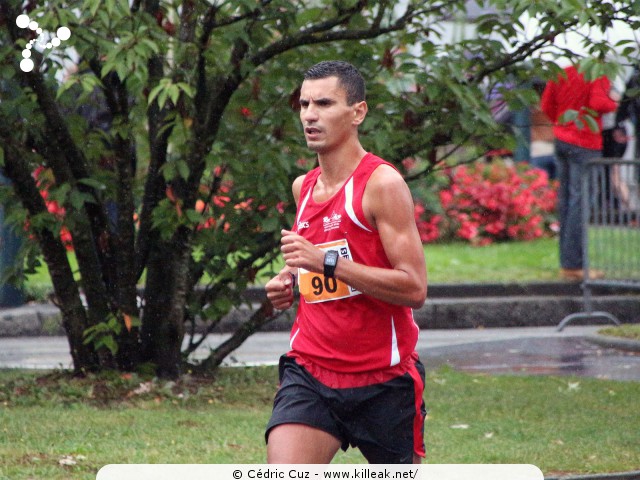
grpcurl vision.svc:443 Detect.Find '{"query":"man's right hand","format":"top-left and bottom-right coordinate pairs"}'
top-left (265, 272), bottom-right (295, 310)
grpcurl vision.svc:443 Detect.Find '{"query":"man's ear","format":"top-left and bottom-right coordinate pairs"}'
top-left (353, 101), bottom-right (368, 126)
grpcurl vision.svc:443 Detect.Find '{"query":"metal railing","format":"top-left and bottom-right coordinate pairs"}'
top-left (557, 158), bottom-right (640, 331)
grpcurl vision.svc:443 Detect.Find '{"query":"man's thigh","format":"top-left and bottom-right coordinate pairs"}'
top-left (265, 355), bottom-right (426, 464)
top-left (339, 359), bottom-right (426, 464)
top-left (265, 356), bottom-right (347, 457)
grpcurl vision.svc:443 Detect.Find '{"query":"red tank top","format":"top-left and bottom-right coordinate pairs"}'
top-left (288, 153), bottom-right (419, 386)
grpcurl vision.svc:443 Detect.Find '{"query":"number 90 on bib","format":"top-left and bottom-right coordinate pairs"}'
top-left (298, 239), bottom-right (361, 304)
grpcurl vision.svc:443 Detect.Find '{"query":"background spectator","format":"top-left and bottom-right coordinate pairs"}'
top-left (541, 63), bottom-right (618, 280)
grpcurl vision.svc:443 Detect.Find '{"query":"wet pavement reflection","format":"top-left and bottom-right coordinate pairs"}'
top-left (421, 337), bottom-right (640, 381)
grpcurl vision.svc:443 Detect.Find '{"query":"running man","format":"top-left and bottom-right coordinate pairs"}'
top-left (265, 60), bottom-right (428, 464)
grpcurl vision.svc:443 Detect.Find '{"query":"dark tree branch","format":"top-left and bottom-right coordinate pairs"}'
top-left (134, 2), bottom-right (175, 279)
top-left (467, 23), bottom-right (579, 84)
top-left (179, 0), bottom-right (198, 44)
top-left (192, 300), bottom-right (285, 373)
top-left (184, 239), bottom-right (281, 355)
top-left (200, 0), bottom-right (274, 44)
top-left (249, 5), bottom-right (412, 67)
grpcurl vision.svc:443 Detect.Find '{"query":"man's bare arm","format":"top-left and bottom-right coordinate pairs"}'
top-left (280, 166), bottom-right (427, 309)
top-left (265, 175), bottom-right (306, 310)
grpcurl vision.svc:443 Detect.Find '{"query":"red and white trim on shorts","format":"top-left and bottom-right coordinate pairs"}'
top-left (406, 355), bottom-right (426, 458)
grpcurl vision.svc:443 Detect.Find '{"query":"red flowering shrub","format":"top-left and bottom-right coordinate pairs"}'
top-left (167, 180), bottom-right (287, 235)
top-left (30, 166), bottom-right (74, 251)
top-left (414, 202), bottom-right (441, 243)
top-left (414, 160), bottom-right (558, 245)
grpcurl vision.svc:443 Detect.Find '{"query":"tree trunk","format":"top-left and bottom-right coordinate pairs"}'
top-left (39, 231), bottom-right (99, 373)
top-left (141, 231), bottom-right (192, 378)
top-left (2, 144), bottom-right (99, 373)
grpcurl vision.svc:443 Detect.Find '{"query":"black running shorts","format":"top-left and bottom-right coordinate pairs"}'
top-left (265, 354), bottom-right (426, 464)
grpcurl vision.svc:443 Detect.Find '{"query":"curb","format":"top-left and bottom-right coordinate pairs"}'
top-left (584, 334), bottom-right (640, 353)
top-left (545, 470), bottom-right (640, 480)
top-left (0, 303), bottom-right (62, 336)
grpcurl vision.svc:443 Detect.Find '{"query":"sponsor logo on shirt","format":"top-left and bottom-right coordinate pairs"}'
top-left (297, 220), bottom-right (310, 230)
top-left (323, 212), bottom-right (341, 231)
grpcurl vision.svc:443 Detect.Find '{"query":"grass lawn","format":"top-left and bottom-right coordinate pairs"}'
top-left (424, 237), bottom-right (560, 283)
top-left (0, 367), bottom-right (639, 479)
top-left (599, 323), bottom-right (640, 340)
top-left (588, 226), bottom-right (640, 277)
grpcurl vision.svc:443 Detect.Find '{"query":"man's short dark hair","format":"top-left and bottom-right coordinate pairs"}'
top-left (303, 60), bottom-right (366, 105)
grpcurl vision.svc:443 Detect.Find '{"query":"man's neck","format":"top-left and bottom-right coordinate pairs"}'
top-left (316, 143), bottom-right (367, 188)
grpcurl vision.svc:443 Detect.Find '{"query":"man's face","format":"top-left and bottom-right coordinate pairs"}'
top-left (299, 76), bottom-right (360, 154)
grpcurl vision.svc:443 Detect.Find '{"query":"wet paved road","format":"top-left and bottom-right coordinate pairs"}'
top-left (421, 335), bottom-right (640, 381)
top-left (1, 326), bottom-right (639, 381)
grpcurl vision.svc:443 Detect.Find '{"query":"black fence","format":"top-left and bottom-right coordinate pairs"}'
top-left (557, 158), bottom-right (640, 331)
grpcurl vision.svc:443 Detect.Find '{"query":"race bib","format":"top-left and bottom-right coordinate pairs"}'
top-left (298, 239), bottom-right (361, 304)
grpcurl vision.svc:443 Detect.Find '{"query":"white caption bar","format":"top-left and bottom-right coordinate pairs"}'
top-left (97, 464), bottom-right (543, 480)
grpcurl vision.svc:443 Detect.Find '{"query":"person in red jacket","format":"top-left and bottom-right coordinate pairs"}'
top-left (264, 61), bottom-right (427, 464)
top-left (541, 64), bottom-right (618, 280)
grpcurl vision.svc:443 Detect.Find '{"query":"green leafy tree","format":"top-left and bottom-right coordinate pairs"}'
top-left (0, 0), bottom-right (638, 378)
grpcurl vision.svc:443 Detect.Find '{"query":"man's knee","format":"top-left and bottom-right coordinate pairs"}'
top-left (267, 423), bottom-right (341, 464)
